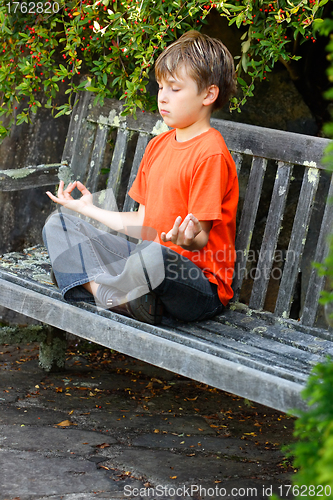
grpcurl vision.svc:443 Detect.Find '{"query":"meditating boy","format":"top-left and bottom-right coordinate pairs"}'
top-left (43, 30), bottom-right (239, 325)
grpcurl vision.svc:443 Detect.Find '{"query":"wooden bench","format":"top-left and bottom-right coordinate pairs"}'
top-left (1, 92), bottom-right (332, 414)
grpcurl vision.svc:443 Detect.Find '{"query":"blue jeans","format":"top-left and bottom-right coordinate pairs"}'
top-left (42, 211), bottom-right (224, 322)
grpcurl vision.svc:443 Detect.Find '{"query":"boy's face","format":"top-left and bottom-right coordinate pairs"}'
top-left (157, 65), bottom-right (211, 137)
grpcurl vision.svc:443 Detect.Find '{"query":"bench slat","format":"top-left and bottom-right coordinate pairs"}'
top-left (230, 152), bottom-right (243, 175)
top-left (106, 128), bottom-right (129, 205)
top-left (170, 321), bottom-right (322, 380)
top-left (249, 162), bottom-right (293, 310)
top-left (274, 167), bottom-right (320, 319)
top-left (85, 124), bottom-right (110, 193)
top-left (123, 133), bottom-right (150, 212)
top-left (232, 156), bottom-right (267, 300)
top-left (218, 309), bottom-right (333, 355)
top-left (213, 118), bottom-right (329, 168)
top-left (301, 174), bottom-right (333, 326)
top-left (62, 94), bottom-right (97, 184)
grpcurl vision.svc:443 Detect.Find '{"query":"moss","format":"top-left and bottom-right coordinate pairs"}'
top-left (39, 329), bottom-right (67, 372)
top-left (0, 324), bottom-right (48, 344)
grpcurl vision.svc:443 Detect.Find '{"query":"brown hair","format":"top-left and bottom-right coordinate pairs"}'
top-left (155, 30), bottom-right (236, 111)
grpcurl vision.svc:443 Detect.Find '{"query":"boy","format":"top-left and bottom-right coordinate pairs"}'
top-left (43, 30), bottom-right (239, 325)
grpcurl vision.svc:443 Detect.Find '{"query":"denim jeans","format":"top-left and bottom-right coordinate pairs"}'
top-left (42, 211), bottom-right (224, 322)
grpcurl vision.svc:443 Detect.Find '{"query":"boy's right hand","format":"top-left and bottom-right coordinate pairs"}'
top-left (46, 180), bottom-right (93, 214)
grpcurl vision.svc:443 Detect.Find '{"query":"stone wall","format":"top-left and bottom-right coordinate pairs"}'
top-left (0, 93), bottom-right (70, 254)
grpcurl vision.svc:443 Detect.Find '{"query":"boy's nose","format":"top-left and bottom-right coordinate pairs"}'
top-left (158, 89), bottom-right (168, 103)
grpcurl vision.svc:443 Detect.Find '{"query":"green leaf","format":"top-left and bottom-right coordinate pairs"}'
top-left (85, 86), bottom-right (100, 92)
top-left (237, 77), bottom-right (247, 86)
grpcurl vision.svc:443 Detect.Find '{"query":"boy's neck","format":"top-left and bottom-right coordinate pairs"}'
top-left (175, 115), bottom-right (212, 142)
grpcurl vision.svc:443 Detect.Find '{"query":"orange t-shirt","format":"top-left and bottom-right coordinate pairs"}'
top-left (128, 127), bottom-right (239, 306)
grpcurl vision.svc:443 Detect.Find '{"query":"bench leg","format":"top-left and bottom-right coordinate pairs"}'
top-left (39, 327), bottom-right (67, 372)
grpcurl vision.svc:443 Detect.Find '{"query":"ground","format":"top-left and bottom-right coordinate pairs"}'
top-left (0, 340), bottom-right (297, 500)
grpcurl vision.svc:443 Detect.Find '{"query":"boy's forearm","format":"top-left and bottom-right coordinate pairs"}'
top-left (80, 204), bottom-right (144, 236)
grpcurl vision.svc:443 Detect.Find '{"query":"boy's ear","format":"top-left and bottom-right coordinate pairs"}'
top-left (203, 85), bottom-right (219, 107)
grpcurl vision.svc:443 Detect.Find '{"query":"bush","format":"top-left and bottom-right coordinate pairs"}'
top-left (0, 0), bottom-right (329, 141)
top-left (285, 360), bottom-right (333, 498)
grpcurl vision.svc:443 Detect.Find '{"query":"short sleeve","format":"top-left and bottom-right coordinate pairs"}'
top-left (188, 154), bottom-right (228, 221)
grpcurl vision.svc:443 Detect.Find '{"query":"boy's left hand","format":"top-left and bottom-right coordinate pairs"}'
top-left (161, 214), bottom-right (209, 250)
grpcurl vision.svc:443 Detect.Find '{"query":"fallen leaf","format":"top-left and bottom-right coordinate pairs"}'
top-left (55, 419), bottom-right (76, 427)
top-left (170, 476), bottom-right (177, 479)
top-left (95, 443), bottom-right (111, 449)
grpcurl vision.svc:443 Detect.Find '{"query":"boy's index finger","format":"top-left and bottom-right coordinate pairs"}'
top-left (172, 215), bottom-right (182, 232)
top-left (57, 179), bottom-right (64, 196)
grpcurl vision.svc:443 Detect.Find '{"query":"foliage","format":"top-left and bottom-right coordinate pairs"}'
top-left (280, 360), bottom-right (333, 500)
top-left (0, 0), bottom-right (330, 141)
top-left (271, 15), bottom-right (333, 500)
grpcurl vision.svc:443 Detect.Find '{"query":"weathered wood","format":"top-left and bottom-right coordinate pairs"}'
top-left (274, 166), bottom-right (320, 319)
top-left (249, 162), bottom-right (293, 311)
top-left (62, 92), bottom-right (97, 184)
top-left (106, 128), bottom-right (130, 207)
top-left (123, 133), bottom-right (150, 212)
top-left (230, 152), bottom-right (243, 175)
top-left (85, 124), bottom-right (110, 193)
top-left (301, 174), bottom-right (333, 326)
top-left (218, 308), bottom-right (333, 354)
top-left (232, 156), bottom-right (267, 300)
top-left (171, 321), bottom-right (324, 382)
top-left (0, 164), bottom-right (63, 191)
top-left (214, 118), bottom-right (329, 168)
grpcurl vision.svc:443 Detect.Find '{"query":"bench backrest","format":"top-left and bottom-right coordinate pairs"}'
top-left (60, 93), bottom-right (332, 328)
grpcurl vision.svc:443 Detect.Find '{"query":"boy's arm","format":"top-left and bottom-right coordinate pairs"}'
top-left (161, 214), bottom-right (212, 251)
top-left (46, 180), bottom-right (145, 236)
